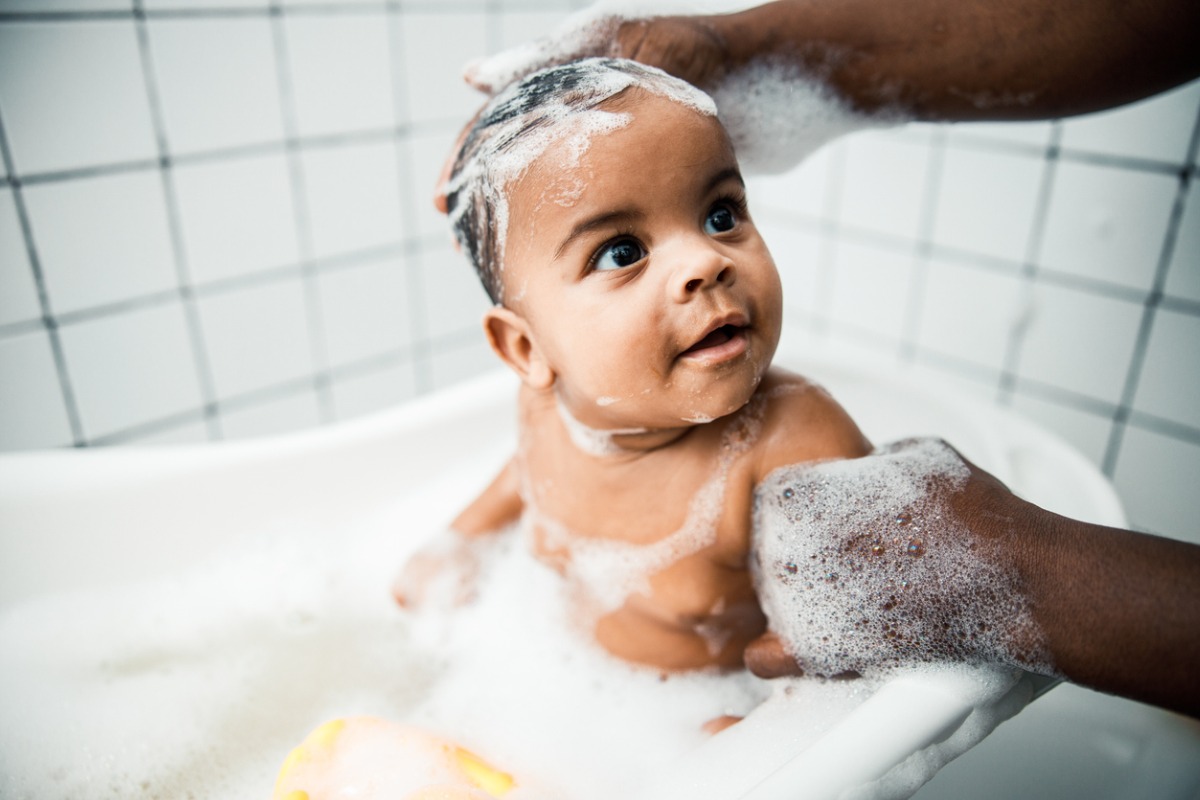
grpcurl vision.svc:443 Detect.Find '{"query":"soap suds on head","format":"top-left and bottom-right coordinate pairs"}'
top-left (709, 54), bottom-right (898, 174)
top-left (751, 437), bottom-right (1057, 679)
top-left (465, 2), bottom-right (902, 181)
top-left (446, 56), bottom-right (715, 305)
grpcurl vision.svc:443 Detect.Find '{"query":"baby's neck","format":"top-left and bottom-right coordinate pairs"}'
top-left (553, 396), bottom-right (697, 457)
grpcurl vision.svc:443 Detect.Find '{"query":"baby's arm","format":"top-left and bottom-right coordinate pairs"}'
top-left (449, 458), bottom-right (525, 536)
top-left (392, 459), bottom-right (524, 608)
top-left (739, 371), bottom-right (872, 673)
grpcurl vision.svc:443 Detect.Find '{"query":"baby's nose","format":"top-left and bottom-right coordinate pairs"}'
top-left (672, 247), bottom-right (735, 301)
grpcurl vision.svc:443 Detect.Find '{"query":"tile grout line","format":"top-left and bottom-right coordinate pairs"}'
top-left (898, 128), bottom-right (948, 363)
top-left (995, 122), bottom-right (1062, 408)
top-left (0, 3), bottom-right (504, 25)
top-left (0, 236), bottom-right (460, 340)
top-left (386, 2), bottom-right (434, 397)
top-left (133, 0), bottom-right (224, 441)
top-left (268, 0), bottom-right (335, 424)
top-left (1099, 101), bottom-right (1200, 476)
top-left (93, 342), bottom-right (427, 446)
top-left (810, 142), bottom-right (848, 341)
top-left (0, 107), bottom-right (86, 446)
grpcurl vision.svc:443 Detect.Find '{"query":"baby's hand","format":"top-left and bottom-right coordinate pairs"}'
top-left (750, 438), bottom-right (1053, 679)
top-left (392, 529), bottom-right (489, 611)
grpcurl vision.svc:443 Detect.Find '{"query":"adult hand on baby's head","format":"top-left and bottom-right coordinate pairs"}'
top-left (749, 438), bottom-right (1051, 680)
top-left (434, 13), bottom-right (729, 214)
top-left (464, 14), bottom-right (730, 96)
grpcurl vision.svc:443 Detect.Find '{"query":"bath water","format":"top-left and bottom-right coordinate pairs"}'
top-left (0, 464), bottom-right (837, 800)
top-left (0, 450), bottom-right (1032, 800)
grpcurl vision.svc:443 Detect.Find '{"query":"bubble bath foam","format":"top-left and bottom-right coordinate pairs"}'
top-left (0, 354), bottom-right (1130, 799)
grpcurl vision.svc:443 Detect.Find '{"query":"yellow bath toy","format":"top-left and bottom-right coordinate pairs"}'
top-left (271, 716), bottom-right (515, 800)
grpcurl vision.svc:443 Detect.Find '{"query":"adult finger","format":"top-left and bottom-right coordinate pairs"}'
top-left (744, 631), bottom-right (804, 678)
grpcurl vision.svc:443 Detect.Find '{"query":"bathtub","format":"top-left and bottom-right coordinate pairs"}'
top-left (1, 345), bottom-right (1196, 799)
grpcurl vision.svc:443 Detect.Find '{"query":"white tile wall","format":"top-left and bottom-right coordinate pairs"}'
top-left (915, 258), bottom-right (1025, 375)
top-left (147, 0), bottom-right (264, 8)
top-left (1164, 179), bottom-right (1200, 303)
top-left (498, 10), bottom-right (568, 50)
top-left (400, 13), bottom-right (488, 125)
top-left (749, 147), bottom-right (831, 219)
top-left (1113, 427), bottom-right (1200, 544)
top-left (0, 20), bottom-right (158, 174)
top-left (757, 224), bottom-right (823, 318)
top-left (148, 17), bottom-right (284, 155)
top-left (0, 331), bottom-right (73, 450)
top-left (828, 240), bottom-right (915, 343)
top-left (1009, 391), bottom-right (1114, 467)
top-left (285, 12), bottom-right (397, 138)
top-left (301, 140), bottom-right (406, 259)
top-left (1012, 282), bottom-right (1142, 404)
top-left (417, 244), bottom-right (491, 341)
top-left (0, 5), bottom-right (1196, 546)
top-left (196, 278), bottom-right (314, 399)
top-left (1131, 309), bottom-right (1200, 430)
top-left (429, 334), bottom-right (497, 391)
top-left (330, 362), bottom-right (417, 420)
top-left (173, 152), bottom-right (300, 284)
top-left (1059, 81), bottom-right (1200, 164)
top-left (408, 128), bottom-right (462, 239)
top-left (58, 301), bottom-right (202, 439)
top-left (931, 145), bottom-right (1044, 262)
top-left (2, 0), bottom-right (130, 11)
top-left (949, 120), bottom-right (1053, 149)
top-left (221, 389), bottom-right (322, 440)
top-left (23, 170), bottom-right (177, 314)
top-left (317, 255), bottom-right (413, 368)
top-left (1039, 160), bottom-right (1177, 292)
top-left (0, 189), bottom-right (39, 327)
top-left (837, 130), bottom-right (932, 240)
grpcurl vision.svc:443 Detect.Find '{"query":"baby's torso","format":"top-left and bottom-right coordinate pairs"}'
top-left (516, 388), bottom-right (774, 671)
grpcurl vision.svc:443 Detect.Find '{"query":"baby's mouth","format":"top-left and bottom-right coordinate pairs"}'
top-left (680, 317), bottom-right (751, 363)
top-left (685, 325), bottom-right (740, 352)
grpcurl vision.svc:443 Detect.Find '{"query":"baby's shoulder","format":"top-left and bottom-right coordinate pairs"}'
top-left (749, 368), bottom-right (872, 478)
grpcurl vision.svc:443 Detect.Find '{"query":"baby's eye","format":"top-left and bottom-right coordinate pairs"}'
top-left (704, 203), bottom-right (738, 235)
top-left (593, 237), bottom-right (647, 271)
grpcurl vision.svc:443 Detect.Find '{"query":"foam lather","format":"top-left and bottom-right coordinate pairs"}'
top-left (752, 437), bottom-right (1056, 678)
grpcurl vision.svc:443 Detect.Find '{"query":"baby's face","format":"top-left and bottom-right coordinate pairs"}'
top-left (499, 91), bottom-right (782, 431)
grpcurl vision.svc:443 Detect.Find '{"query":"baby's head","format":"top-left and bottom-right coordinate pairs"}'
top-left (446, 58), bottom-right (783, 433)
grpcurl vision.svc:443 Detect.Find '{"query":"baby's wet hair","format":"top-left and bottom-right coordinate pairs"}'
top-left (445, 57), bottom-right (716, 305)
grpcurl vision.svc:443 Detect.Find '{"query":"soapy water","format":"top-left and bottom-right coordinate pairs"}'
top-left (752, 438), bottom-right (1056, 679)
top-left (0, 450), bottom-right (1035, 800)
top-left (0, 471), bottom-right (776, 800)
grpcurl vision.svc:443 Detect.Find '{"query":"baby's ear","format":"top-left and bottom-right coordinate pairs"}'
top-left (483, 307), bottom-right (555, 390)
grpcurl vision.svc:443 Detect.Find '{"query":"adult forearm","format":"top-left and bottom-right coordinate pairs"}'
top-left (713, 0), bottom-right (1200, 120)
top-left (1015, 506), bottom-right (1200, 716)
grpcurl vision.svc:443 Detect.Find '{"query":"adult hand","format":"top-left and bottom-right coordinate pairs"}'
top-left (748, 438), bottom-right (1048, 680)
top-left (465, 13), bottom-right (730, 97)
top-left (434, 13), bottom-right (730, 214)
top-left (746, 437), bottom-right (1200, 718)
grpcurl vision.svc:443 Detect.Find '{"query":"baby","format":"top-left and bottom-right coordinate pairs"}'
top-left (396, 58), bottom-right (870, 676)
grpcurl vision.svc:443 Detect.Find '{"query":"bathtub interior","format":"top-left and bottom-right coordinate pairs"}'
top-left (1, 348), bottom-right (1195, 799)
